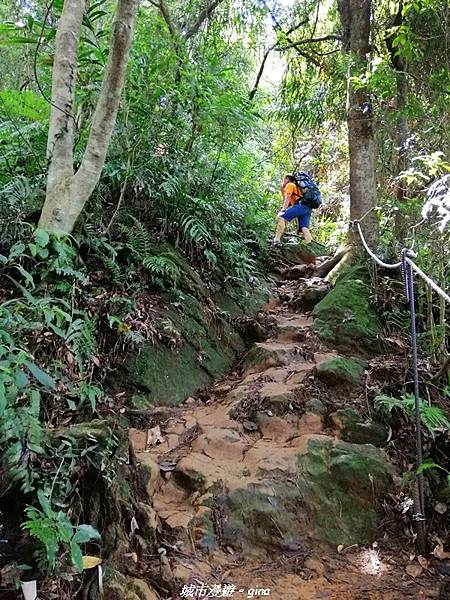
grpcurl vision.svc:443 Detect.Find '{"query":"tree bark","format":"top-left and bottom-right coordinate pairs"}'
top-left (385, 2), bottom-right (409, 236)
top-left (338, 0), bottom-right (378, 249)
top-left (39, 0), bottom-right (140, 234)
top-left (45, 0), bottom-right (84, 199)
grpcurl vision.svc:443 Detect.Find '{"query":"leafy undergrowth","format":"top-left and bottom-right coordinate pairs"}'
top-left (0, 209), bottom-right (270, 593)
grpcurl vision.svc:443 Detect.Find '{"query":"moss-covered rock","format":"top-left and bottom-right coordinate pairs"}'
top-left (277, 240), bottom-right (329, 265)
top-left (331, 408), bottom-right (388, 447)
top-left (316, 355), bottom-right (367, 386)
top-left (298, 438), bottom-right (393, 546)
top-left (313, 278), bottom-right (380, 348)
top-left (219, 436), bottom-right (393, 554)
top-left (130, 579), bottom-right (159, 600)
top-left (116, 282), bottom-right (270, 406)
top-left (222, 484), bottom-right (302, 555)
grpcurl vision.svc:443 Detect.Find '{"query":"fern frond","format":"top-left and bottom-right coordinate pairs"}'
top-left (180, 214), bottom-right (211, 247)
top-left (103, 257), bottom-right (126, 287)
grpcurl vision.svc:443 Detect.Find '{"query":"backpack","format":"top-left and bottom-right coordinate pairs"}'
top-left (293, 172), bottom-right (322, 209)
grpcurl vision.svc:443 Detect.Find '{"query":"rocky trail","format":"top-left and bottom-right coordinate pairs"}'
top-left (122, 257), bottom-right (443, 600)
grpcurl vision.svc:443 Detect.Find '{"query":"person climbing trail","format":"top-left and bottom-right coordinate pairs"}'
top-left (273, 175), bottom-right (311, 244)
top-left (273, 172), bottom-right (322, 244)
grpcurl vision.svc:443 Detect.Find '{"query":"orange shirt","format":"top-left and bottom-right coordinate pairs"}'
top-left (283, 182), bottom-right (302, 206)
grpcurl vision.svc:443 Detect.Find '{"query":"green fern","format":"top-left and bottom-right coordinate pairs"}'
top-left (374, 393), bottom-right (450, 436)
top-left (125, 217), bottom-right (152, 256)
top-left (181, 214), bottom-right (211, 247)
top-left (142, 253), bottom-right (180, 288)
top-left (103, 257), bottom-right (126, 287)
top-left (65, 314), bottom-right (97, 372)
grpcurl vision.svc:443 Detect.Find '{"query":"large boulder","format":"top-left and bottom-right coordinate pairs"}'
top-left (298, 437), bottom-right (393, 545)
top-left (313, 278), bottom-right (380, 349)
top-left (331, 407), bottom-right (389, 447)
top-left (216, 436), bottom-right (393, 554)
top-left (315, 355), bottom-right (367, 386)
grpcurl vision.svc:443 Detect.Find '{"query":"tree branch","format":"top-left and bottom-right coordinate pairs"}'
top-left (249, 46), bottom-right (275, 101)
top-left (277, 34), bottom-right (342, 51)
top-left (281, 43), bottom-right (322, 68)
top-left (184, 0), bottom-right (225, 40)
top-left (73, 0), bottom-right (139, 216)
top-left (158, 0), bottom-right (178, 36)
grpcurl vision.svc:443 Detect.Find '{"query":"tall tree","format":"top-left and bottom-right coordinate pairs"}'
top-left (38, 0), bottom-right (139, 234)
top-left (339, 0), bottom-right (378, 248)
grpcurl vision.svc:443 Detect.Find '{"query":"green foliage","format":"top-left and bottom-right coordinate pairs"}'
top-left (23, 490), bottom-right (100, 574)
top-left (374, 393), bottom-right (450, 437)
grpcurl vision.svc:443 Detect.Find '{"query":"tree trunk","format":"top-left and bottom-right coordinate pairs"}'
top-left (39, 0), bottom-right (139, 234)
top-left (339, 0), bottom-right (378, 250)
top-left (385, 2), bottom-right (410, 238)
top-left (45, 0), bottom-right (85, 197)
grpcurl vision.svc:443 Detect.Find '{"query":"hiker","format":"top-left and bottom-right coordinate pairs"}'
top-left (273, 174), bottom-right (313, 244)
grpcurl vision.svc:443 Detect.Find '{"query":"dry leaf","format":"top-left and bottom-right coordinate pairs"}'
top-left (130, 516), bottom-right (139, 535)
top-left (433, 543), bottom-right (450, 560)
top-left (417, 555), bottom-right (429, 569)
top-left (405, 564), bottom-right (423, 578)
top-left (434, 502), bottom-right (447, 515)
top-left (146, 425), bottom-right (164, 447)
top-left (337, 544), bottom-right (344, 553)
top-left (82, 556), bottom-right (103, 570)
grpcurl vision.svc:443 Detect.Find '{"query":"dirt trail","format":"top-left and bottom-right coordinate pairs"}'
top-left (128, 270), bottom-right (442, 600)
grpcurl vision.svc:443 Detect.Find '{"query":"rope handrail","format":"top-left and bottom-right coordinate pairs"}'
top-left (354, 220), bottom-right (450, 304)
top-left (353, 217), bottom-right (449, 555)
top-left (354, 221), bottom-right (402, 269)
top-left (405, 257), bottom-right (450, 305)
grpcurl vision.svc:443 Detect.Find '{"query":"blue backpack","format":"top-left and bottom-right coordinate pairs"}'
top-left (293, 172), bottom-right (322, 209)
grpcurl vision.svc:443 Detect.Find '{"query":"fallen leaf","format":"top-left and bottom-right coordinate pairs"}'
top-left (146, 425), bottom-right (164, 447)
top-left (130, 516), bottom-right (139, 535)
top-left (405, 564), bottom-right (423, 578)
top-left (433, 543), bottom-right (450, 560)
top-left (385, 337), bottom-right (407, 348)
top-left (417, 555), bottom-right (429, 569)
top-left (434, 502), bottom-right (447, 515)
top-left (82, 556), bottom-right (102, 570)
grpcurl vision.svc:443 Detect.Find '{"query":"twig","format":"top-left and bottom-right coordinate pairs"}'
top-left (429, 355), bottom-right (450, 382)
top-left (106, 178), bottom-right (128, 233)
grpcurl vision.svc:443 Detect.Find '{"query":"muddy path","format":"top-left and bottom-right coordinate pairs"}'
top-left (126, 266), bottom-right (443, 600)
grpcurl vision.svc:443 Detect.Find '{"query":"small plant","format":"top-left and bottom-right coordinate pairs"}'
top-left (374, 393), bottom-right (450, 437)
top-left (23, 490), bottom-right (100, 574)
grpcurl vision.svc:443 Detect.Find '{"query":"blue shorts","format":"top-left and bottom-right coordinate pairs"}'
top-left (282, 203), bottom-right (312, 229)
